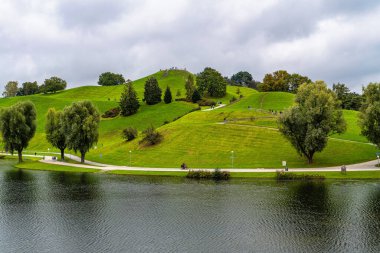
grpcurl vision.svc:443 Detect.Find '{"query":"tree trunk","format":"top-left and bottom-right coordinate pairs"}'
top-left (307, 154), bottom-right (313, 164)
top-left (17, 149), bottom-right (23, 163)
top-left (60, 148), bottom-right (65, 161)
top-left (81, 152), bottom-right (85, 163)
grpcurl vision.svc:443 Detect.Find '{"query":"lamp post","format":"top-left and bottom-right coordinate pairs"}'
top-left (129, 150), bottom-right (132, 167)
top-left (377, 155), bottom-right (379, 167)
top-left (231, 151), bottom-right (234, 169)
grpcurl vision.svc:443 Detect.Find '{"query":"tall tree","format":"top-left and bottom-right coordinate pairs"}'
top-left (196, 67), bottom-right (227, 97)
top-left (62, 101), bottom-right (100, 163)
top-left (261, 70), bottom-right (291, 92)
top-left (98, 72), bottom-right (125, 86)
top-left (185, 74), bottom-right (195, 101)
top-left (0, 101), bottom-right (37, 162)
top-left (278, 81), bottom-right (346, 164)
top-left (143, 77), bottom-right (162, 105)
top-left (2, 81), bottom-right (18, 97)
top-left (45, 108), bottom-right (67, 161)
top-left (359, 83), bottom-right (380, 147)
top-left (40, 77), bottom-right (67, 93)
top-left (119, 81), bottom-right (140, 116)
top-left (164, 86), bottom-right (172, 104)
top-left (191, 88), bottom-right (201, 103)
top-left (231, 71), bottom-right (253, 86)
top-left (333, 83), bottom-right (363, 110)
top-left (21, 81), bottom-right (39, 96)
top-left (288, 73), bottom-right (311, 93)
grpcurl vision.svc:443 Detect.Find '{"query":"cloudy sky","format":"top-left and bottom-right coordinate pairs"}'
top-left (1, 0), bottom-right (380, 92)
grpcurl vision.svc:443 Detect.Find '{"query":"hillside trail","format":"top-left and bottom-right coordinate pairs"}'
top-left (202, 104), bottom-right (226, 111)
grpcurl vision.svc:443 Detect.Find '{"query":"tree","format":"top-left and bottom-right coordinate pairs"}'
top-left (191, 88), bottom-right (201, 103)
top-left (288, 73), bottom-right (311, 93)
top-left (143, 77), bottom-right (162, 105)
top-left (0, 101), bottom-right (36, 162)
top-left (45, 108), bottom-right (66, 161)
top-left (196, 67), bottom-right (227, 97)
top-left (2, 81), bottom-right (18, 97)
top-left (98, 72), bottom-right (125, 86)
top-left (164, 86), bottom-right (172, 104)
top-left (359, 83), bottom-right (380, 147)
top-left (260, 70), bottom-right (291, 92)
top-left (62, 101), bottom-right (100, 163)
top-left (185, 74), bottom-right (195, 101)
top-left (40, 77), bottom-right (67, 93)
top-left (333, 83), bottom-right (363, 110)
top-left (119, 82), bottom-right (140, 116)
top-left (140, 125), bottom-right (163, 145)
top-left (21, 81), bottom-right (39, 96)
top-left (278, 81), bottom-right (346, 164)
top-left (231, 71), bottom-right (253, 86)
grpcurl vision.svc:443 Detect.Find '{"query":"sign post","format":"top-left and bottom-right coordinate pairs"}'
top-left (282, 161), bottom-right (288, 171)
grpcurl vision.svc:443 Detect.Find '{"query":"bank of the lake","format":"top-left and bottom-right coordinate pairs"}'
top-left (13, 160), bottom-right (380, 180)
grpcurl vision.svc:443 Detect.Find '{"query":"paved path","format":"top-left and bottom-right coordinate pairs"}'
top-left (202, 104), bottom-right (226, 111)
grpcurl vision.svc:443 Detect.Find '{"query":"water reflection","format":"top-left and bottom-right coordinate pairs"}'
top-left (1, 169), bottom-right (36, 204)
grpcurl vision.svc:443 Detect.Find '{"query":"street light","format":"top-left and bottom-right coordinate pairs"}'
top-left (231, 151), bottom-right (234, 169)
top-left (129, 150), bottom-right (132, 167)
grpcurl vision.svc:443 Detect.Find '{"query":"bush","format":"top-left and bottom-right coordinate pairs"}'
top-left (197, 99), bottom-right (216, 106)
top-left (175, 98), bottom-right (188, 102)
top-left (140, 125), bottom-right (163, 145)
top-left (230, 96), bottom-right (238, 103)
top-left (212, 168), bottom-right (230, 180)
top-left (186, 169), bottom-right (230, 180)
top-left (122, 127), bottom-right (138, 141)
top-left (102, 107), bottom-right (120, 118)
top-left (275, 171), bottom-right (325, 181)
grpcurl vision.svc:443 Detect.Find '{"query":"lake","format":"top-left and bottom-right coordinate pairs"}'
top-left (0, 160), bottom-right (379, 253)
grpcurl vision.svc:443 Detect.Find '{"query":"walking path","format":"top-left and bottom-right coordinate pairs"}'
top-left (202, 104), bottom-right (226, 111)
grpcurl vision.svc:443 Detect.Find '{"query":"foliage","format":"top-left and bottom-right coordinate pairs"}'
top-left (191, 88), bottom-right (201, 103)
top-left (40, 76), bottom-right (67, 93)
top-left (196, 67), bottom-right (227, 97)
top-left (122, 127), bottom-right (138, 141)
top-left (278, 81), bottom-right (346, 164)
top-left (260, 70), bottom-right (311, 92)
top-left (359, 83), bottom-right (380, 147)
top-left (185, 74), bottom-right (195, 101)
top-left (164, 86), bottom-right (172, 104)
top-left (98, 72), bottom-right (125, 86)
top-left (231, 71), bottom-right (253, 86)
top-left (2, 81), bottom-right (18, 97)
top-left (275, 171), bottom-right (325, 181)
top-left (333, 83), bottom-right (362, 110)
top-left (101, 107), bottom-right (120, 118)
top-left (62, 101), bottom-right (100, 163)
top-left (120, 82), bottom-right (140, 116)
top-left (143, 77), bottom-right (162, 105)
top-left (140, 125), bottom-right (163, 145)
top-left (20, 81), bottom-right (39, 96)
top-left (197, 99), bottom-right (216, 106)
top-left (186, 169), bottom-right (230, 180)
top-left (0, 101), bottom-right (36, 162)
top-left (176, 89), bottom-right (181, 97)
top-left (45, 108), bottom-right (66, 160)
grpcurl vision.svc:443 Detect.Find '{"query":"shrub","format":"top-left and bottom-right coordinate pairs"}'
top-left (197, 99), bottom-right (216, 106)
top-left (122, 127), bottom-right (138, 141)
top-left (186, 169), bottom-right (230, 180)
top-left (230, 96), bottom-right (238, 103)
top-left (212, 168), bottom-right (230, 180)
top-left (140, 125), bottom-right (163, 145)
top-left (275, 171), bottom-right (325, 181)
top-left (102, 107), bottom-right (120, 118)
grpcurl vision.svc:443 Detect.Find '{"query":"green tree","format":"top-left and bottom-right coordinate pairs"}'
top-left (45, 108), bottom-right (66, 161)
top-left (231, 71), bottom-right (253, 86)
top-left (333, 83), bottom-right (362, 110)
top-left (140, 125), bottom-right (163, 145)
top-left (164, 86), bottom-right (172, 104)
top-left (359, 83), bottom-right (380, 147)
top-left (62, 101), bottom-right (100, 163)
top-left (98, 72), bottom-right (125, 86)
top-left (196, 67), bottom-right (227, 97)
top-left (119, 82), bottom-right (140, 116)
top-left (40, 77), bottom-right (67, 93)
top-left (0, 101), bottom-right (37, 162)
top-left (143, 77), bottom-right (162, 105)
top-left (21, 81), bottom-right (39, 96)
top-left (260, 70), bottom-right (291, 92)
top-left (288, 73), bottom-right (311, 93)
top-left (191, 88), bottom-right (201, 103)
top-left (2, 81), bottom-right (18, 97)
top-left (278, 81), bottom-right (346, 164)
top-left (185, 74), bottom-right (195, 100)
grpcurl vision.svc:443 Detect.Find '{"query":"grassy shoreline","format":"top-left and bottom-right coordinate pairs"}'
top-left (11, 160), bottom-right (380, 180)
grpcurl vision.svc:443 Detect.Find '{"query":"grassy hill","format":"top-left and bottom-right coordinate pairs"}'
top-left (0, 70), bottom-right (377, 168)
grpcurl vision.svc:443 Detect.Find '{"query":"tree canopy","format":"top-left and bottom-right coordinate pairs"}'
top-left (196, 67), bottom-right (227, 97)
top-left (45, 108), bottom-right (67, 160)
top-left (119, 81), bottom-right (140, 116)
top-left (278, 81), bottom-right (346, 164)
top-left (98, 72), bottom-right (125, 86)
top-left (332, 83), bottom-right (362, 110)
top-left (62, 101), bottom-right (100, 163)
top-left (185, 74), bottom-right (196, 101)
top-left (164, 86), bottom-right (172, 104)
top-left (231, 71), bottom-right (253, 86)
top-left (359, 83), bottom-right (380, 147)
top-left (0, 101), bottom-right (37, 162)
top-left (143, 77), bottom-right (162, 105)
top-left (2, 81), bottom-right (18, 97)
top-left (260, 70), bottom-right (311, 93)
top-left (20, 81), bottom-right (39, 96)
top-left (40, 76), bottom-right (67, 93)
